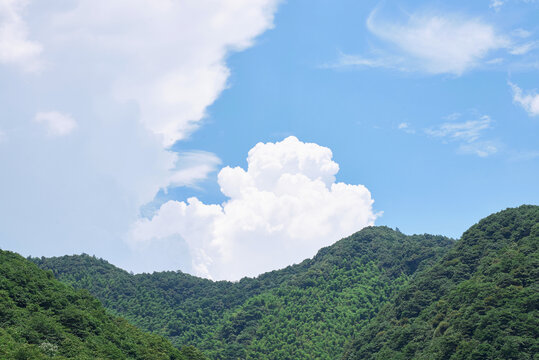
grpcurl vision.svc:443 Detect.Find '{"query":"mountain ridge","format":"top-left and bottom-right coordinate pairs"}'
top-left (33, 225), bottom-right (454, 359)
top-left (342, 204), bottom-right (539, 360)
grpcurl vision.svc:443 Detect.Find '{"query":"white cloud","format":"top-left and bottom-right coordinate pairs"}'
top-left (49, 0), bottom-right (281, 146)
top-left (490, 0), bottom-right (506, 11)
top-left (512, 28), bottom-right (532, 39)
top-left (444, 112), bottom-right (462, 121)
top-left (34, 111), bottom-right (77, 137)
top-left (510, 82), bottom-right (539, 116)
top-left (0, 0), bottom-right (42, 71)
top-left (398, 122), bottom-right (415, 134)
top-left (167, 151), bottom-right (221, 188)
top-left (129, 137), bottom-right (379, 280)
top-left (0, 1), bottom-right (281, 267)
top-left (322, 52), bottom-right (403, 70)
top-left (458, 141), bottom-right (499, 157)
top-left (365, 10), bottom-right (509, 75)
top-left (509, 41), bottom-right (537, 55)
top-left (426, 115), bottom-right (498, 157)
top-left (328, 9), bottom-right (517, 75)
top-left (398, 122), bottom-right (409, 130)
top-left (491, 0), bottom-right (539, 11)
top-left (426, 116), bottom-right (492, 142)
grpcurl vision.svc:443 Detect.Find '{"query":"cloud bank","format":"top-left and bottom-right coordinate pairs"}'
top-left (129, 137), bottom-right (379, 280)
top-left (46, 0), bottom-right (281, 146)
top-left (0, 0), bottom-right (281, 264)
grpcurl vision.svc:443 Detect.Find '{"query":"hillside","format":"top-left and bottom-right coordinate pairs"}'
top-left (33, 227), bottom-right (453, 359)
top-left (342, 205), bottom-right (539, 360)
top-left (0, 249), bottom-right (205, 360)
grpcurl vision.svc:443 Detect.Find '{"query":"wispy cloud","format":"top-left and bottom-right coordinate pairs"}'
top-left (509, 82), bottom-right (539, 116)
top-left (168, 151), bottom-right (221, 189)
top-left (397, 122), bottom-right (415, 134)
top-left (509, 41), bottom-right (538, 55)
top-left (365, 10), bottom-right (509, 75)
top-left (327, 7), bottom-right (538, 76)
top-left (490, 0), bottom-right (539, 12)
top-left (426, 115), bottom-right (498, 157)
top-left (507, 150), bottom-right (539, 161)
top-left (34, 111), bottom-right (77, 137)
top-left (322, 52), bottom-right (403, 70)
top-left (444, 112), bottom-right (462, 121)
top-left (490, 0), bottom-right (506, 11)
top-left (425, 116), bottom-right (492, 142)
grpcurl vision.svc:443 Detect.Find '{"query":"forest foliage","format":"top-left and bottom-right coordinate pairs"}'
top-left (0, 250), bottom-right (205, 360)
top-left (342, 205), bottom-right (539, 360)
top-left (34, 227), bottom-right (453, 359)
top-left (27, 205), bottom-right (538, 359)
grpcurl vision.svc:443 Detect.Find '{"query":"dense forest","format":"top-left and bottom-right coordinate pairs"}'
top-left (0, 250), bottom-right (205, 360)
top-left (13, 205), bottom-right (538, 359)
top-left (342, 205), bottom-right (538, 359)
top-left (33, 227), bottom-right (453, 359)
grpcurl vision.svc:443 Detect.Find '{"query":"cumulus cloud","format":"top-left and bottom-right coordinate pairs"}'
top-left (426, 115), bottom-right (498, 157)
top-left (510, 82), bottom-right (539, 116)
top-left (0, 0), bottom-right (42, 71)
top-left (34, 111), bottom-right (77, 136)
top-left (129, 137), bottom-right (379, 280)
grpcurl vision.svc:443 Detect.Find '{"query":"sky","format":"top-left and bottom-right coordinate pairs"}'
top-left (1, 0), bottom-right (538, 280)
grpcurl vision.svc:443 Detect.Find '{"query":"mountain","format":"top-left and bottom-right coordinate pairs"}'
top-left (342, 205), bottom-right (539, 360)
top-left (0, 249), bottom-right (205, 360)
top-left (33, 227), bottom-right (454, 359)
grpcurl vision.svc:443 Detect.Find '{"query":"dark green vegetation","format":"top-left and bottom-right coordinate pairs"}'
top-left (0, 250), bottom-right (205, 360)
top-left (33, 227), bottom-right (454, 359)
top-left (342, 205), bottom-right (539, 360)
top-left (29, 205), bottom-right (539, 359)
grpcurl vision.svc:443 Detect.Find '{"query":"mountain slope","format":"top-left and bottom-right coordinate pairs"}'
top-left (342, 205), bottom-right (539, 360)
top-left (203, 227), bottom-right (453, 359)
top-left (0, 249), bottom-right (205, 360)
top-left (34, 227), bottom-right (454, 359)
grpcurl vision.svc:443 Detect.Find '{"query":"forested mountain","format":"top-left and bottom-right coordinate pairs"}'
top-left (33, 227), bottom-right (454, 359)
top-left (0, 250), bottom-right (205, 360)
top-left (29, 206), bottom-right (538, 359)
top-left (342, 205), bottom-right (539, 360)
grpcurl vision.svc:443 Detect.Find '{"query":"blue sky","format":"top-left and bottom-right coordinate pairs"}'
top-left (1, 0), bottom-right (538, 280)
